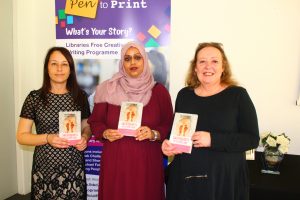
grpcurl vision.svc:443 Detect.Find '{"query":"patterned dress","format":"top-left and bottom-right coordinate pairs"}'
top-left (20, 90), bottom-right (90, 200)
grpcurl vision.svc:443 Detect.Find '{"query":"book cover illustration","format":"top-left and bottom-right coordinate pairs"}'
top-left (118, 101), bottom-right (143, 137)
top-left (59, 111), bottom-right (81, 145)
top-left (169, 112), bottom-right (198, 154)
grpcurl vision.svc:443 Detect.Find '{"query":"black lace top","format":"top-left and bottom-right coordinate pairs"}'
top-left (20, 90), bottom-right (90, 200)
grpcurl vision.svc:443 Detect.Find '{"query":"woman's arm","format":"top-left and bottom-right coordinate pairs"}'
top-left (81, 119), bottom-right (92, 140)
top-left (16, 117), bottom-right (48, 146)
top-left (210, 88), bottom-right (260, 152)
top-left (74, 119), bottom-right (92, 151)
top-left (16, 117), bottom-right (69, 148)
top-left (152, 84), bottom-right (174, 141)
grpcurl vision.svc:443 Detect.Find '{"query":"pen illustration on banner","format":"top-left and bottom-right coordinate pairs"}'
top-left (65, 0), bottom-right (99, 18)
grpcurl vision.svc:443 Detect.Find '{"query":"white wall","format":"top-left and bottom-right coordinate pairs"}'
top-left (14, 0), bottom-right (300, 194)
top-left (13, 0), bottom-right (55, 194)
top-left (169, 0), bottom-right (300, 155)
top-left (0, 0), bottom-right (17, 198)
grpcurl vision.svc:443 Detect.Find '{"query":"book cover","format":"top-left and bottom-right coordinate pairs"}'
top-left (59, 111), bottom-right (81, 145)
top-left (118, 101), bottom-right (143, 137)
top-left (169, 112), bottom-right (198, 154)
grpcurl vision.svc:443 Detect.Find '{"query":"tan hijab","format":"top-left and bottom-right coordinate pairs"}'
top-left (94, 41), bottom-right (155, 106)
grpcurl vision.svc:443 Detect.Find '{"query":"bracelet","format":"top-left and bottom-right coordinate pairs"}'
top-left (150, 130), bottom-right (158, 141)
top-left (46, 134), bottom-right (49, 143)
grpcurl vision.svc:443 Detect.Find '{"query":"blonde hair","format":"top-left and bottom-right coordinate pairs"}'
top-left (185, 42), bottom-right (238, 88)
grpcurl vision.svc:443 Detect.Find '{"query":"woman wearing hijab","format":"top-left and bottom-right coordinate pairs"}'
top-left (88, 41), bottom-right (173, 200)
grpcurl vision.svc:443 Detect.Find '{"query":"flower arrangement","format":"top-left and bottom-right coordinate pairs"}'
top-left (260, 132), bottom-right (290, 154)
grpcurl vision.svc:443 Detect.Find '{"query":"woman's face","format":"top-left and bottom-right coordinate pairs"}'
top-left (195, 46), bottom-right (224, 85)
top-left (48, 51), bottom-right (70, 85)
top-left (123, 47), bottom-right (144, 78)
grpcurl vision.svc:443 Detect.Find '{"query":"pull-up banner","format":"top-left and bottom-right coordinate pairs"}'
top-left (55, 0), bottom-right (171, 199)
top-left (56, 0), bottom-right (171, 59)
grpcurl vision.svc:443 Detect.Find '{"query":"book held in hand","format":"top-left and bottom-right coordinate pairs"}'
top-left (118, 101), bottom-right (143, 137)
top-left (169, 112), bottom-right (198, 154)
top-left (59, 111), bottom-right (81, 145)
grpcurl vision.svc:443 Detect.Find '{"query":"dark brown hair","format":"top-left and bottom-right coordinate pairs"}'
top-left (185, 42), bottom-right (238, 88)
top-left (40, 46), bottom-right (86, 108)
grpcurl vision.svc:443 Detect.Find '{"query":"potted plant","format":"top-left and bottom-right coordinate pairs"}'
top-left (260, 132), bottom-right (290, 174)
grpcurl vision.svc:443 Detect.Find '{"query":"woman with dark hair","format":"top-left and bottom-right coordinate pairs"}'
top-left (162, 42), bottom-right (259, 200)
top-left (16, 46), bottom-right (91, 199)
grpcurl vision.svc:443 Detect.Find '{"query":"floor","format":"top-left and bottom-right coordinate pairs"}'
top-left (4, 193), bottom-right (30, 200)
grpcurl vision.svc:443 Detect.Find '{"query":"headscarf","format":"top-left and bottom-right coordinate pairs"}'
top-left (94, 41), bottom-right (155, 106)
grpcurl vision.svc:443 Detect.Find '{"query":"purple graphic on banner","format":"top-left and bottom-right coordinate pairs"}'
top-left (84, 137), bottom-right (103, 199)
top-left (84, 145), bottom-right (102, 175)
top-left (55, 0), bottom-right (170, 47)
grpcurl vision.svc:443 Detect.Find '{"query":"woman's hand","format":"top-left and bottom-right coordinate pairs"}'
top-left (192, 131), bottom-right (211, 148)
top-left (162, 139), bottom-right (183, 156)
top-left (47, 134), bottom-right (70, 148)
top-left (103, 129), bottom-right (124, 142)
top-left (75, 122), bottom-right (91, 151)
top-left (74, 135), bottom-right (89, 151)
top-left (136, 126), bottom-right (154, 141)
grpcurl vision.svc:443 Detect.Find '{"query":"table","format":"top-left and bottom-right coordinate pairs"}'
top-left (247, 151), bottom-right (300, 200)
